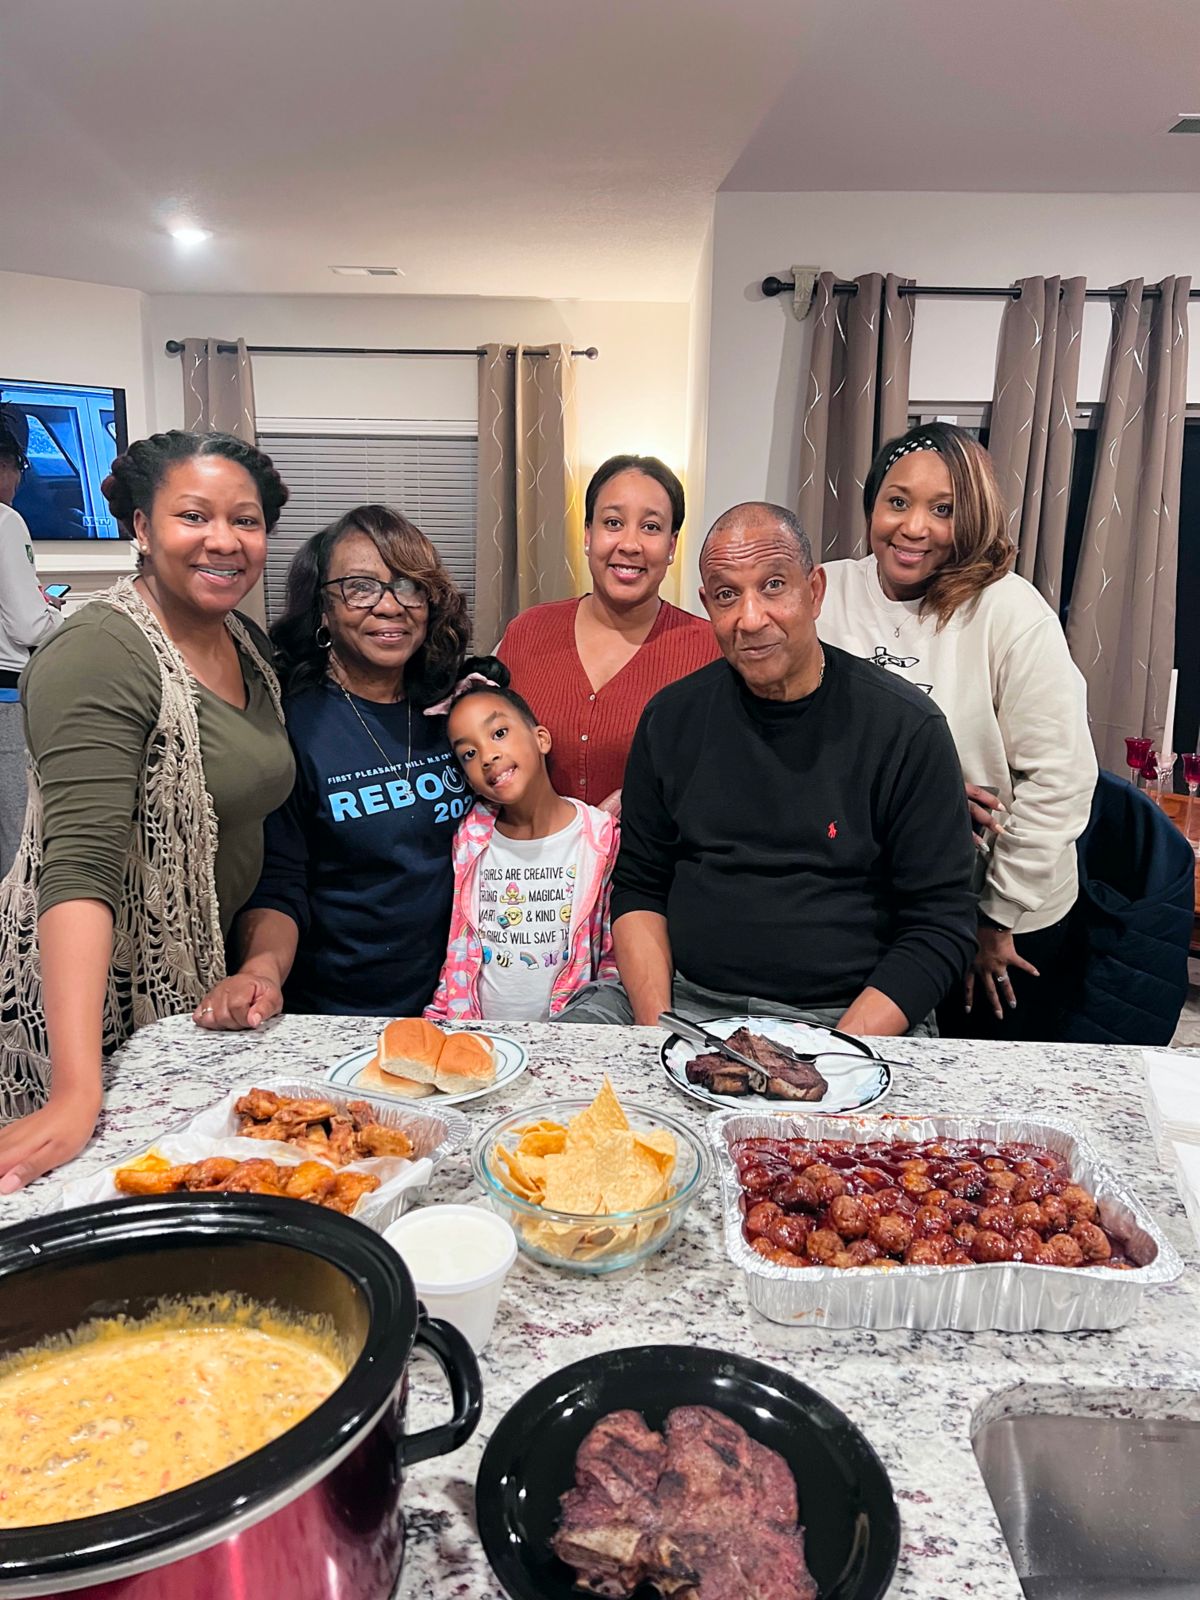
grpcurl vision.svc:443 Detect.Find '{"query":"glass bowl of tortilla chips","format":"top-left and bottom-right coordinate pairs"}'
top-left (471, 1079), bottom-right (709, 1273)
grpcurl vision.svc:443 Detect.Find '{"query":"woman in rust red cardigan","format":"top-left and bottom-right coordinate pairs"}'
top-left (496, 455), bottom-right (719, 811)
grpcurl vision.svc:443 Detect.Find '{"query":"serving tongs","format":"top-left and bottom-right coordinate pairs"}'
top-left (658, 1012), bottom-right (908, 1083)
top-left (658, 1013), bottom-right (781, 1093)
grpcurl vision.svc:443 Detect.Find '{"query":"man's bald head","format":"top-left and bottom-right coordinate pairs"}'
top-left (699, 502), bottom-right (814, 576)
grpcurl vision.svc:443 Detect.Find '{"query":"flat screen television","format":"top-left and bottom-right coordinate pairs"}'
top-left (0, 379), bottom-right (128, 540)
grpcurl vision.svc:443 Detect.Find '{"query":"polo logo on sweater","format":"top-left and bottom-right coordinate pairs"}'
top-left (827, 821), bottom-right (838, 840)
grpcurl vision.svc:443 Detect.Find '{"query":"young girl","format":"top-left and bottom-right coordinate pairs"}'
top-left (425, 666), bottom-right (618, 1022)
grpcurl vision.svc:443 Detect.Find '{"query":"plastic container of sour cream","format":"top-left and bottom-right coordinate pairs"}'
top-left (384, 1205), bottom-right (517, 1353)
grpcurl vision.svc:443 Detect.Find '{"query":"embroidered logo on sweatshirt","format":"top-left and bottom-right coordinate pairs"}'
top-left (827, 821), bottom-right (838, 840)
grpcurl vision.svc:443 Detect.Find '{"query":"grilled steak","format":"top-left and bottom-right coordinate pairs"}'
top-left (685, 1032), bottom-right (828, 1102)
top-left (725, 1028), bottom-right (828, 1102)
top-left (553, 1405), bottom-right (816, 1600)
top-left (685, 1053), bottom-right (756, 1097)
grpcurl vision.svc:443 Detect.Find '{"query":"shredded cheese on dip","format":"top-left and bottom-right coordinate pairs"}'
top-left (0, 1322), bottom-right (345, 1527)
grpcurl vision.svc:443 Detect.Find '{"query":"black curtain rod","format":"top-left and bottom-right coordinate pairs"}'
top-left (761, 272), bottom-right (1200, 300)
top-left (164, 339), bottom-right (598, 359)
top-left (760, 276), bottom-right (1200, 303)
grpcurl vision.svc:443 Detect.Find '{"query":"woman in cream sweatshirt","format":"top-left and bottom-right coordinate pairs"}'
top-left (819, 422), bottom-right (1096, 1041)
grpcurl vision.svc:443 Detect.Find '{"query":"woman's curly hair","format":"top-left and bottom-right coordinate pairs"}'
top-left (863, 421), bottom-right (1014, 628)
top-left (271, 505), bottom-right (471, 708)
top-left (102, 430), bottom-right (289, 549)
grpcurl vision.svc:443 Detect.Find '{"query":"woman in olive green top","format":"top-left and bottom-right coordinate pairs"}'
top-left (0, 431), bottom-right (295, 1191)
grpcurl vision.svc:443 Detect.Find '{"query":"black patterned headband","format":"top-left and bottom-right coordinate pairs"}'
top-left (882, 435), bottom-right (942, 475)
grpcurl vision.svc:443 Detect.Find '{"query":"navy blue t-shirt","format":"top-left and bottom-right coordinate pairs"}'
top-left (245, 682), bottom-right (466, 1015)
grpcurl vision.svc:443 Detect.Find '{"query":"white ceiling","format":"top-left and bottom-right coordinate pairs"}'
top-left (3, 0), bottom-right (1199, 304)
top-left (724, 0), bottom-right (1200, 194)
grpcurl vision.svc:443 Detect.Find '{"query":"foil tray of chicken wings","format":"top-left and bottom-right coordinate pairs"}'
top-left (56, 1078), bottom-right (468, 1234)
top-left (708, 1111), bottom-right (1184, 1332)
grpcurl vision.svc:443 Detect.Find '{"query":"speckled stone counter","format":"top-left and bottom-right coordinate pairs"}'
top-left (4, 1015), bottom-right (1198, 1599)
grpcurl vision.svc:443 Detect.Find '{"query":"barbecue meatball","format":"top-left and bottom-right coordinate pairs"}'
top-left (876, 1187), bottom-right (918, 1218)
top-left (855, 1166), bottom-right (892, 1192)
top-left (1012, 1201), bottom-right (1044, 1233)
top-left (898, 1157), bottom-right (932, 1176)
top-left (744, 1200), bottom-right (783, 1237)
top-left (828, 1194), bottom-right (871, 1239)
top-left (983, 1168), bottom-right (1019, 1194)
top-left (1059, 1184), bottom-right (1098, 1223)
top-left (913, 1206), bottom-right (951, 1239)
top-left (899, 1171), bottom-right (935, 1198)
top-left (903, 1239), bottom-right (944, 1267)
top-left (971, 1230), bottom-right (1013, 1263)
top-left (1012, 1227), bottom-right (1045, 1261)
top-left (944, 1197), bottom-right (977, 1225)
top-left (1011, 1177), bottom-right (1049, 1206)
top-left (951, 1221), bottom-right (978, 1250)
top-left (869, 1214), bottom-right (914, 1257)
top-left (942, 1247), bottom-right (974, 1265)
top-left (785, 1142), bottom-right (815, 1169)
top-left (771, 1175), bottom-right (821, 1212)
top-left (739, 1162), bottom-right (779, 1197)
top-left (844, 1238), bottom-right (881, 1267)
top-left (768, 1213), bottom-right (814, 1255)
top-left (808, 1170), bottom-right (847, 1204)
top-left (1070, 1221), bottom-right (1112, 1262)
top-left (1040, 1195), bottom-right (1070, 1233)
top-left (923, 1188), bottom-right (951, 1209)
top-left (976, 1205), bottom-right (1016, 1240)
top-left (806, 1228), bottom-right (845, 1265)
top-left (1045, 1232), bottom-right (1085, 1267)
top-left (751, 1236), bottom-right (806, 1267)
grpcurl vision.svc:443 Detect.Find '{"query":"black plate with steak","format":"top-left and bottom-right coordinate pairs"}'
top-left (473, 1344), bottom-right (896, 1593)
top-left (552, 1404), bottom-right (817, 1599)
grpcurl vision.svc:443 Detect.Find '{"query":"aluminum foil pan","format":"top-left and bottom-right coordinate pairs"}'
top-left (219, 1078), bottom-right (469, 1233)
top-left (708, 1110), bottom-right (1184, 1332)
top-left (59, 1079), bottom-right (469, 1237)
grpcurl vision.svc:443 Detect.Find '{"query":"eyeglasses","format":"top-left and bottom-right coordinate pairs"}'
top-left (321, 575), bottom-right (427, 610)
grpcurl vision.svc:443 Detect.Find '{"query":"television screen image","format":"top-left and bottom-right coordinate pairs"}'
top-left (0, 379), bottom-right (128, 540)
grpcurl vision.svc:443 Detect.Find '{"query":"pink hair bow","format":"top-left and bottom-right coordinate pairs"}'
top-left (423, 672), bottom-right (493, 716)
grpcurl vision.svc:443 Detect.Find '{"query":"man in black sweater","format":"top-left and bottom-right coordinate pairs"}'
top-left (563, 502), bottom-right (976, 1036)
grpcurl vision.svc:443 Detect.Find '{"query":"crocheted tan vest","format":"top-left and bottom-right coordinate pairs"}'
top-left (0, 578), bottom-right (284, 1120)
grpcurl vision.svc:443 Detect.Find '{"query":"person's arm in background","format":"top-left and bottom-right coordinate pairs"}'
top-left (839, 715), bottom-right (978, 1036)
top-left (194, 774), bottom-right (308, 1030)
top-left (967, 615), bottom-right (1098, 1018)
top-left (0, 508), bottom-right (63, 651)
top-left (0, 622), bottom-right (156, 1190)
top-left (610, 706), bottom-right (680, 1024)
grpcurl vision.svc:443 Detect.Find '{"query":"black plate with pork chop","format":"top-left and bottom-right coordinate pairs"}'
top-left (475, 1343), bottom-right (899, 1600)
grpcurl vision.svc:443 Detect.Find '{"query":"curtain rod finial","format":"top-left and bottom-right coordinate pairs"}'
top-left (164, 339), bottom-right (185, 355)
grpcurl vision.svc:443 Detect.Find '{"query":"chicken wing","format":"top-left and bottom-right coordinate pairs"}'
top-left (235, 1088), bottom-right (283, 1123)
top-left (353, 1124), bottom-right (414, 1159)
top-left (283, 1161), bottom-right (339, 1203)
top-left (217, 1158), bottom-right (290, 1195)
top-left (114, 1153), bottom-right (183, 1195)
top-left (326, 1171), bottom-right (381, 1214)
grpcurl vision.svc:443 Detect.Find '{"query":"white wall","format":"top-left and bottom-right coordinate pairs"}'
top-left (681, 217), bottom-right (714, 613)
top-left (700, 191), bottom-right (1200, 554)
top-left (0, 270), bottom-right (150, 581)
top-left (145, 294), bottom-right (690, 495)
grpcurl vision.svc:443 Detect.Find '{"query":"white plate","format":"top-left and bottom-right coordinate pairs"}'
top-left (660, 1016), bottom-right (891, 1114)
top-left (327, 1031), bottom-right (529, 1107)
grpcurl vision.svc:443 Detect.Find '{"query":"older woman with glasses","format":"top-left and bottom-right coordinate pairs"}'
top-left (195, 504), bottom-right (472, 1025)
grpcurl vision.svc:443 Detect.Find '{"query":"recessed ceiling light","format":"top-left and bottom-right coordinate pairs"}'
top-left (1168, 115), bottom-right (1200, 133)
top-left (330, 264), bottom-right (404, 277)
top-left (170, 226), bottom-right (211, 246)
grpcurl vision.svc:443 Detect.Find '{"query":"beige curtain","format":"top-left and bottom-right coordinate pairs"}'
top-left (1066, 278), bottom-right (1191, 772)
top-left (179, 336), bottom-right (265, 625)
top-left (476, 343), bottom-right (583, 647)
top-left (988, 276), bottom-right (1086, 609)
top-left (796, 272), bottom-right (914, 561)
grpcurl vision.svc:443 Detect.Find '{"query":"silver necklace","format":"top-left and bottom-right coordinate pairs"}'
top-left (331, 669), bottom-right (412, 773)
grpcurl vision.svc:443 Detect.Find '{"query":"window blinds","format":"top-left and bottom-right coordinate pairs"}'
top-left (257, 431), bottom-right (478, 623)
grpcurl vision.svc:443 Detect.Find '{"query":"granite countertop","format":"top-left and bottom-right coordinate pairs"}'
top-left (3, 1015), bottom-right (1198, 1599)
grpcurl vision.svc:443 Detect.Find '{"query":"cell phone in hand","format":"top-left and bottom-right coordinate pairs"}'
top-left (44, 584), bottom-right (71, 599)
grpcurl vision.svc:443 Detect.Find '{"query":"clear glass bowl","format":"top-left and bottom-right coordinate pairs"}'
top-left (471, 1099), bottom-right (710, 1274)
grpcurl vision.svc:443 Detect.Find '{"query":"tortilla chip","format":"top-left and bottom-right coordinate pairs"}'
top-left (633, 1128), bottom-right (676, 1171)
top-left (515, 1128), bottom-right (567, 1158)
top-left (567, 1076), bottom-right (628, 1147)
top-left (542, 1146), bottom-right (602, 1214)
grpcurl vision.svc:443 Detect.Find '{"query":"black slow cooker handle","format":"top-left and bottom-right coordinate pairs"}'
top-left (400, 1312), bottom-right (484, 1467)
